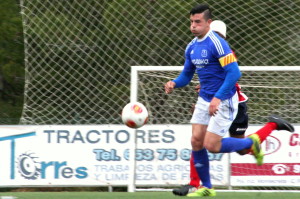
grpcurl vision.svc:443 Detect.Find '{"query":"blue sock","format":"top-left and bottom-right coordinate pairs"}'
top-left (219, 137), bottom-right (253, 153)
top-left (192, 149), bottom-right (212, 188)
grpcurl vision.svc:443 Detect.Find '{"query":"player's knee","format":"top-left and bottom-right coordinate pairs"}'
top-left (204, 142), bottom-right (220, 153)
top-left (191, 136), bottom-right (204, 150)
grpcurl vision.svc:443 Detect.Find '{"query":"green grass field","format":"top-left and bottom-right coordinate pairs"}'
top-left (0, 192), bottom-right (299, 199)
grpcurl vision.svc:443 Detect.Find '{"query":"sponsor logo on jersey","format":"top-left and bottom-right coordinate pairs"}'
top-left (219, 53), bottom-right (237, 67)
top-left (201, 49), bottom-right (208, 57)
top-left (192, 59), bottom-right (209, 65)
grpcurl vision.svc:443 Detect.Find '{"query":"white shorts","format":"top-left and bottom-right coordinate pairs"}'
top-left (190, 92), bottom-right (238, 137)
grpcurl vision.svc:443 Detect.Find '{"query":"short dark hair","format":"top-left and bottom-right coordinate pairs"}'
top-left (190, 4), bottom-right (212, 20)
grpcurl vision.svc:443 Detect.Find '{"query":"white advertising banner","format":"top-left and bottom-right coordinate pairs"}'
top-left (0, 125), bottom-right (228, 186)
top-left (231, 125), bottom-right (300, 186)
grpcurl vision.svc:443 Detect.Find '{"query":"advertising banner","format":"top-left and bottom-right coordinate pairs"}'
top-left (0, 125), bottom-right (228, 186)
top-left (231, 125), bottom-right (300, 186)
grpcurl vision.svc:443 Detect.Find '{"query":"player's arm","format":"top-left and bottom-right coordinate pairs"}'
top-left (210, 57), bottom-right (240, 115)
top-left (165, 43), bottom-right (195, 94)
top-left (165, 68), bottom-right (194, 94)
top-left (212, 38), bottom-right (241, 100)
top-left (209, 39), bottom-right (241, 115)
top-left (215, 58), bottom-right (241, 99)
top-left (173, 70), bottom-right (194, 88)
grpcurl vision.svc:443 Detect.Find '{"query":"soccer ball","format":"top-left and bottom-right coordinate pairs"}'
top-left (121, 102), bottom-right (149, 129)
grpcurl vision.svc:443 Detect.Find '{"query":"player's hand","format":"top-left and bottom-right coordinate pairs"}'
top-left (209, 97), bottom-right (221, 116)
top-left (195, 84), bottom-right (200, 93)
top-left (165, 81), bottom-right (176, 94)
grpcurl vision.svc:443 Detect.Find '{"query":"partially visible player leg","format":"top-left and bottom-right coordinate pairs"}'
top-left (172, 154), bottom-right (199, 196)
top-left (220, 115), bottom-right (295, 165)
top-left (189, 154), bottom-right (201, 187)
top-left (229, 102), bottom-right (249, 155)
top-left (231, 102), bottom-right (294, 157)
top-left (250, 115), bottom-right (294, 143)
top-left (172, 184), bottom-right (198, 196)
top-left (268, 115), bottom-right (294, 132)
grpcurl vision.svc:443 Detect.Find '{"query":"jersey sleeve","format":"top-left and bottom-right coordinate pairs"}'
top-left (182, 39), bottom-right (196, 73)
top-left (172, 40), bottom-right (196, 88)
top-left (210, 37), bottom-right (237, 68)
top-left (210, 34), bottom-right (241, 100)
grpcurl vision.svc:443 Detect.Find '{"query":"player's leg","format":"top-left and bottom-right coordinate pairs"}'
top-left (173, 99), bottom-right (203, 196)
top-left (206, 129), bottom-right (262, 164)
top-left (191, 123), bottom-right (211, 188)
top-left (172, 153), bottom-right (199, 196)
top-left (187, 124), bottom-right (217, 197)
top-left (172, 153), bottom-right (200, 196)
top-left (204, 92), bottom-right (250, 152)
top-left (249, 115), bottom-right (294, 143)
top-left (189, 154), bottom-right (201, 187)
top-left (186, 97), bottom-right (221, 197)
top-left (173, 97), bottom-right (206, 196)
top-left (223, 114), bottom-right (294, 164)
top-left (187, 97), bottom-right (216, 197)
top-left (203, 93), bottom-right (263, 165)
top-left (229, 102), bottom-right (249, 155)
top-left (230, 102), bottom-right (294, 157)
top-left (172, 184), bottom-right (198, 196)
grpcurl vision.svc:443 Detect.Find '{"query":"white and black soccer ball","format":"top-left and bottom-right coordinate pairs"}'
top-left (121, 102), bottom-right (149, 129)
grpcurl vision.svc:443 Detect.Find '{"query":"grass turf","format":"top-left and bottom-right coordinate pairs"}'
top-left (0, 192), bottom-right (299, 199)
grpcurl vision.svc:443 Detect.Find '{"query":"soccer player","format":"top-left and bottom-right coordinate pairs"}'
top-left (172, 21), bottom-right (294, 196)
top-left (165, 5), bottom-right (294, 197)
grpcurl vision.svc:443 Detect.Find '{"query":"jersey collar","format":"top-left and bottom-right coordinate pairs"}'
top-left (197, 30), bottom-right (212, 42)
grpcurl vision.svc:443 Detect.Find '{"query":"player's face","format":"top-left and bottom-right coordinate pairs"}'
top-left (190, 13), bottom-right (211, 38)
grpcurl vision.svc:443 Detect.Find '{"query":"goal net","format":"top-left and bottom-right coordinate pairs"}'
top-left (132, 66), bottom-right (300, 192)
top-left (133, 66), bottom-right (300, 125)
top-left (19, 0), bottom-right (300, 124)
top-left (18, 0), bottom-right (300, 193)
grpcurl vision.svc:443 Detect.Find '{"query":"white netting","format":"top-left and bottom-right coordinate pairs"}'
top-left (18, 0), bottom-right (300, 192)
top-left (134, 66), bottom-right (300, 125)
top-left (19, 0), bottom-right (300, 125)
